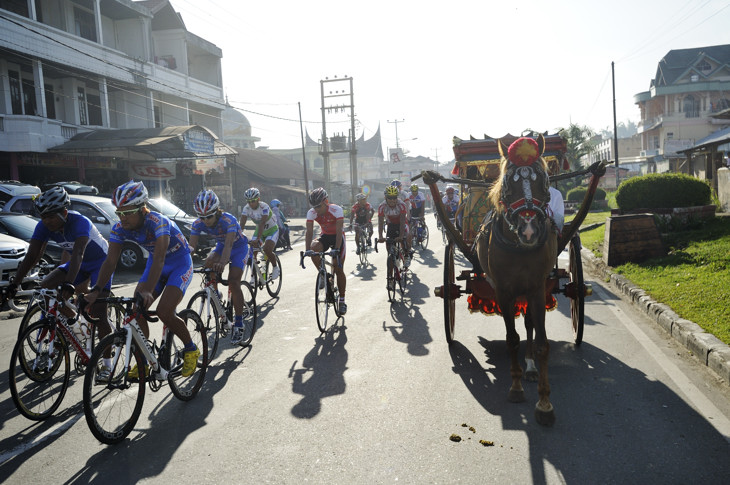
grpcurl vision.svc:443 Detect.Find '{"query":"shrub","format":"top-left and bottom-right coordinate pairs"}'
top-left (566, 186), bottom-right (587, 202)
top-left (594, 187), bottom-right (607, 200)
top-left (615, 173), bottom-right (711, 211)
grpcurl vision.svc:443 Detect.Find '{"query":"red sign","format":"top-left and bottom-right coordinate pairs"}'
top-left (129, 162), bottom-right (176, 180)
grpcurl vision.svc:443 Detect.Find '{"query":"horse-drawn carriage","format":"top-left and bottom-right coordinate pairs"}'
top-left (417, 132), bottom-right (606, 426)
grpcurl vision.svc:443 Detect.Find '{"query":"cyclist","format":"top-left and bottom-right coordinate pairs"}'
top-left (442, 186), bottom-right (460, 219)
top-left (84, 180), bottom-right (199, 378)
top-left (239, 188), bottom-right (280, 283)
top-left (378, 185), bottom-right (410, 290)
top-left (408, 183), bottom-right (426, 243)
top-left (188, 189), bottom-right (251, 345)
top-left (9, 186), bottom-right (113, 367)
top-left (305, 187), bottom-right (347, 315)
top-left (270, 199), bottom-right (292, 250)
top-left (349, 193), bottom-right (374, 253)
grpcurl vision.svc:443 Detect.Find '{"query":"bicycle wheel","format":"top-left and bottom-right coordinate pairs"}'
top-left (266, 253), bottom-right (283, 297)
top-left (358, 236), bottom-right (367, 265)
top-left (83, 331), bottom-right (145, 445)
top-left (17, 303), bottom-right (44, 340)
top-left (237, 282), bottom-right (258, 347)
top-left (243, 264), bottom-right (257, 307)
top-left (167, 309), bottom-right (207, 401)
top-left (387, 255), bottom-right (397, 302)
top-left (419, 225), bottom-right (429, 250)
top-left (9, 320), bottom-right (70, 420)
top-left (186, 290), bottom-right (220, 362)
top-left (315, 272), bottom-right (330, 333)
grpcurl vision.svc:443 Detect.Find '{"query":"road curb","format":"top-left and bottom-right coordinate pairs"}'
top-left (581, 247), bottom-right (730, 386)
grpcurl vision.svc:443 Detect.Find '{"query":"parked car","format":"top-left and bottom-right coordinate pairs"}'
top-left (0, 213), bottom-right (64, 265)
top-left (0, 181), bottom-right (40, 212)
top-left (1, 194), bottom-right (147, 271)
top-left (0, 233), bottom-right (44, 312)
top-left (43, 181), bottom-right (99, 195)
top-left (147, 197), bottom-right (213, 255)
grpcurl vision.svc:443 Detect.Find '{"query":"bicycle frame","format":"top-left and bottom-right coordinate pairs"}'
top-left (116, 309), bottom-right (169, 381)
top-left (33, 289), bottom-right (90, 363)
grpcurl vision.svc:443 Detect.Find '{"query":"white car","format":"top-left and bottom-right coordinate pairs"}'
top-left (0, 233), bottom-right (41, 312)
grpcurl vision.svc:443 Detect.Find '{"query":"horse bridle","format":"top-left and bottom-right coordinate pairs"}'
top-left (500, 163), bottom-right (549, 235)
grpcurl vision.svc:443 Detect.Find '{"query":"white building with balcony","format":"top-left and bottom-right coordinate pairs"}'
top-left (0, 0), bottom-right (228, 196)
top-left (633, 43), bottom-right (730, 181)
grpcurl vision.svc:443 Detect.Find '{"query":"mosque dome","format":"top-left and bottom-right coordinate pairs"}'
top-left (222, 104), bottom-right (252, 138)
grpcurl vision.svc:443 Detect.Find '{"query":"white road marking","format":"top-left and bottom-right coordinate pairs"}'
top-left (0, 413), bottom-right (83, 465)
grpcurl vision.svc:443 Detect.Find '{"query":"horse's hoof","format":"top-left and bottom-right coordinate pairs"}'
top-left (525, 370), bottom-right (539, 382)
top-left (508, 389), bottom-right (525, 403)
top-left (535, 405), bottom-right (556, 427)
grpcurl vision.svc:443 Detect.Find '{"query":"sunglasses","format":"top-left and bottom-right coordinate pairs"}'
top-left (248, 199), bottom-right (259, 203)
top-left (386, 196), bottom-right (398, 201)
top-left (202, 213), bottom-right (217, 220)
top-left (115, 207), bottom-right (141, 217)
top-left (312, 203), bottom-right (325, 209)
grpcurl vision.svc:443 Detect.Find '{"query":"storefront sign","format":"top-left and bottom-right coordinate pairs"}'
top-left (129, 161), bottom-right (176, 180)
top-left (194, 158), bottom-right (225, 175)
top-left (183, 128), bottom-right (215, 154)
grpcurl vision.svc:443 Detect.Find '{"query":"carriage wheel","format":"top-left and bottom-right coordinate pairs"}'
top-left (568, 235), bottom-right (585, 345)
top-left (443, 242), bottom-right (456, 344)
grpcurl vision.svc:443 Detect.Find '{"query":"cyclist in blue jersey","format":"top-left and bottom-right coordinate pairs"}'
top-left (9, 186), bottom-right (113, 345)
top-left (188, 189), bottom-right (251, 345)
top-left (85, 181), bottom-right (199, 378)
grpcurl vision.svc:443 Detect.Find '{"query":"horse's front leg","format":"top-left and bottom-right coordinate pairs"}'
top-left (524, 309), bottom-right (538, 382)
top-left (500, 297), bottom-right (525, 403)
top-left (529, 293), bottom-right (555, 426)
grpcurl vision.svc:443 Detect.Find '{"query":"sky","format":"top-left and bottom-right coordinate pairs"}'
top-left (169, 0), bottom-right (730, 164)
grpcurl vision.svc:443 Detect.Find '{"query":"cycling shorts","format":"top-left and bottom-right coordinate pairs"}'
top-left (58, 259), bottom-right (112, 291)
top-left (213, 243), bottom-right (250, 270)
top-left (140, 251), bottom-right (193, 296)
top-left (313, 233), bottom-right (346, 268)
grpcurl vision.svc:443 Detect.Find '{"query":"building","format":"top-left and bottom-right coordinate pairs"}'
top-left (634, 43), bottom-right (730, 185)
top-left (0, 0), bottom-right (230, 206)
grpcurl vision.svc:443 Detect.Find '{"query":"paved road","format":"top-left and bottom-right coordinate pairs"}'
top-left (1, 216), bottom-right (729, 484)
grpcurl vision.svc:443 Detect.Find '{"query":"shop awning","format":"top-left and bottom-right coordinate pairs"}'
top-left (49, 125), bottom-right (236, 161)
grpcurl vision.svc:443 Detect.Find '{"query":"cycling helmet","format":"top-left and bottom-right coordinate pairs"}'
top-left (112, 180), bottom-right (148, 208)
top-left (390, 180), bottom-right (402, 189)
top-left (445, 185), bottom-right (455, 193)
top-left (308, 187), bottom-right (328, 207)
top-left (194, 189), bottom-right (220, 216)
top-left (35, 186), bottom-right (70, 215)
top-left (355, 193), bottom-right (366, 201)
top-left (270, 199), bottom-right (281, 208)
top-left (410, 183), bottom-right (419, 192)
top-left (384, 185), bottom-right (400, 197)
top-left (244, 187), bottom-right (260, 201)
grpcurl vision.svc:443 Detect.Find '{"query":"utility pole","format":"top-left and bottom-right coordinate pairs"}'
top-left (612, 61), bottom-right (619, 189)
top-left (388, 119), bottom-right (404, 148)
top-left (320, 76), bottom-right (358, 203)
top-left (298, 102), bottom-right (310, 200)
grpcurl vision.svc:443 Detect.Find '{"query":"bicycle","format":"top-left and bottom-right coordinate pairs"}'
top-left (410, 217), bottom-right (429, 251)
top-left (81, 293), bottom-right (207, 445)
top-left (8, 285), bottom-right (118, 420)
top-left (242, 244), bottom-right (282, 305)
top-left (187, 268), bottom-right (257, 357)
top-left (299, 249), bottom-right (342, 333)
top-left (375, 237), bottom-right (410, 302)
top-left (351, 222), bottom-right (371, 266)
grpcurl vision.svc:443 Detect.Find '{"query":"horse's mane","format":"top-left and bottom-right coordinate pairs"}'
top-left (488, 156), bottom-right (549, 209)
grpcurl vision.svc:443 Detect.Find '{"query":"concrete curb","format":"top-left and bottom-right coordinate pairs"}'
top-left (581, 247), bottom-right (730, 386)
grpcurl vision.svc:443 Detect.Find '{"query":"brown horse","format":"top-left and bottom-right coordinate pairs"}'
top-left (475, 135), bottom-right (558, 426)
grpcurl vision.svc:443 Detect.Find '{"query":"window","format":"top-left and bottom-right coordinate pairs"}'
top-left (0, 0), bottom-right (30, 17)
top-left (77, 87), bottom-right (88, 125)
top-left (44, 84), bottom-right (56, 119)
top-left (8, 71), bottom-right (22, 114)
top-left (87, 93), bottom-right (102, 125)
top-left (683, 95), bottom-right (699, 118)
top-left (22, 78), bottom-right (37, 116)
top-left (74, 7), bottom-right (97, 42)
top-left (70, 201), bottom-right (104, 221)
top-left (154, 105), bottom-right (162, 128)
top-left (697, 60), bottom-right (712, 73)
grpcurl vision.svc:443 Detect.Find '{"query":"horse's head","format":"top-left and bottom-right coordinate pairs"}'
top-left (489, 135), bottom-right (551, 249)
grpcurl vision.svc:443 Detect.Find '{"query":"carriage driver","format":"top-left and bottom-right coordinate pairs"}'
top-left (545, 158), bottom-right (565, 235)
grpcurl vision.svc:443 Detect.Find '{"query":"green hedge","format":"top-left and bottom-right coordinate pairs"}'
top-left (615, 173), bottom-right (711, 211)
top-left (566, 186), bottom-right (605, 202)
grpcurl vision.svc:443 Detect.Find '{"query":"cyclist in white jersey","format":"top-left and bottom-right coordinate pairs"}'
top-left (239, 187), bottom-right (280, 282)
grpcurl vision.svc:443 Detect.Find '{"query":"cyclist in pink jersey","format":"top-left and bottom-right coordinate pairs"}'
top-left (305, 188), bottom-right (347, 315)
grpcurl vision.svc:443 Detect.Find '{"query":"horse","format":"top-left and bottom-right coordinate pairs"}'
top-left (475, 135), bottom-right (558, 426)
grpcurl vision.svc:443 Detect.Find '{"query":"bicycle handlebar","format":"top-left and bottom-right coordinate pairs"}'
top-left (79, 292), bottom-right (158, 324)
top-left (193, 267), bottom-right (229, 286)
top-left (299, 249), bottom-right (339, 269)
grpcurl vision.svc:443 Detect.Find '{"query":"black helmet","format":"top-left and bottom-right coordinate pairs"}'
top-left (308, 188), bottom-right (328, 207)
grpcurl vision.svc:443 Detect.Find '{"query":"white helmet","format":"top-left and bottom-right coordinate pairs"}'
top-left (112, 180), bottom-right (148, 208)
top-left (194, 190), bottom-right (220, 216)
top-left (244, 187), bottom-right (260, 201)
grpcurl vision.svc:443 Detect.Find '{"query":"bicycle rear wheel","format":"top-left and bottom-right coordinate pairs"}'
top-left (315, 272), bottom-right (331, 333)
top-left (237, 282), bottom-right (258, 347)
top-left (266, 253), bottom-right (283, 297)
top-left (187, 290), bottom-right (220, 362)
top-left (167, 309), bottom-right (207, 401)
top-left (83, 331), bottom-right (145, 444)
top-left (9, 320), bottom-right (70, 420)
top-left (419, 224), bottom-right (429, 250)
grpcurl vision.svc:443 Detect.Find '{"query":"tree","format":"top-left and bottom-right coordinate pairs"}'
top-left (599, 120), bottom-right (638, 139)
top-left (557, 123), bottom-right (598, 192)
